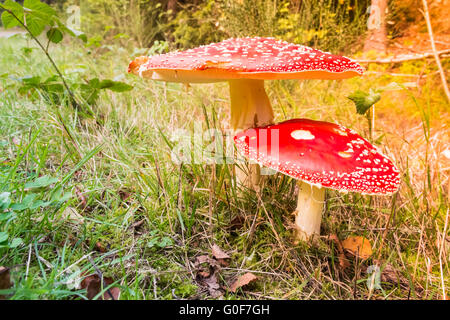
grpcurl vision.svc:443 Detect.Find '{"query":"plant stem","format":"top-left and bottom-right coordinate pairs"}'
top-left (0, 6), bottom-right (81, 111)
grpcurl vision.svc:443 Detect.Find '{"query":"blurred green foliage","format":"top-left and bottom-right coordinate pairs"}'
top-left (0, 0), bottom-right (436, 53)
top-left (169, 0), bottom-right (371, 52)
top-left (42, 0), bottom-right (372, 53)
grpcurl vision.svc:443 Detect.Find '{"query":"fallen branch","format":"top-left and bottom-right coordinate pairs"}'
top-left (356, 49), bottom-right (450, 64)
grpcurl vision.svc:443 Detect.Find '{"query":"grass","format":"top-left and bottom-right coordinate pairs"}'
top-left (0, 33), bottom-right (449, 300)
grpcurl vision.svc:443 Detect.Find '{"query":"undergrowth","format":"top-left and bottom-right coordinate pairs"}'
top-left (0, 32), bottom-right (448, 300)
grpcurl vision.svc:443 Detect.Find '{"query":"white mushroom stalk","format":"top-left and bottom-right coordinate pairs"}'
top-left (293, 181), bottom-right (325, 241)
top-left (228, 79), bottom-right (274, 130)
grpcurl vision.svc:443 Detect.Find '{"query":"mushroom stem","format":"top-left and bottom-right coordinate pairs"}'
top-left (229, 79), bottom-right (274, 191)
top-left (229, 79), bottom-right (274, 130)
top-left (293, 181), bottom-right (325, 242)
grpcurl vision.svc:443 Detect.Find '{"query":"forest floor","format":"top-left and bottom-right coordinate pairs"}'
top-left (0, 29), bottom-right (449, 300)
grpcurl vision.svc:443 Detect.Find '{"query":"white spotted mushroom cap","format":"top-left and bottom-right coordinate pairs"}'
top-left (234, 118), bottom-right (400, 195)
top-left (128, 37), bottom-right (364, 83)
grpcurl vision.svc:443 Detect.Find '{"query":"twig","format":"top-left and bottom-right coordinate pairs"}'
top-left (356, 49), bottom-right (450, 64)
top-left (421, 0), bottom-right (450, 103)
top-left (25, 243), bottom-right (32, 280)
top-left (438, 209), bottom-right (449, 300)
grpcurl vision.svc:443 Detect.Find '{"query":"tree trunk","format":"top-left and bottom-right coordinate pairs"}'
top-left (364, 0), bottom-right (388, 53)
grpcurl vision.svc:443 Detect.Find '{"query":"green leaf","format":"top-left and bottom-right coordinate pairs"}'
top-left (0, 211), bottom-right (14, 222)
top-left (49, 186), bottom-right (72, 203)
top-left (0, 192), bottom-right (11, 210)
top-left (99, 80), bottom-right (133, 92)
top-left (10, 193), bottom-right (38, 211)
top-left (1, 0), bottom-right (24, 29)
top-left (9, 238), bottom-right (23, 248)
top-left (88, 78), bottom-right (133, 92)
top-left (21, 75), bottom-right (41, 86)
top-left (24, 175), bottom-right (58, 189)
top-left (43, 75), bottom-right (59, 83)
top-left (58, 22), bottom-right (87, 42)
top-left (347, 90), bottom-right (381, 115)
top-left (80, 83), bottom-right (100, 105)
top-left (29, 200), bottom-right (52, 209)
top-left (0, 232), bottom-right (8, 243)
top-left (46, 27), bottom-right (63, 43)
top-left (23, 0), bottom-right (57, 36)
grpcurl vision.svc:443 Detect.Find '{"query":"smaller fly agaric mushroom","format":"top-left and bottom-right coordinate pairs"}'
top-left (128, 37), bottom-right (364, 190)
top-left (234, 118), bottom-right (400, 241)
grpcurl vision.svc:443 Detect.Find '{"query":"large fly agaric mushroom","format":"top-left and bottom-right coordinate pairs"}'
top-left (128, 37), bottom-right (364, 190)
top-left (234, 118), bottom-right (400, 241)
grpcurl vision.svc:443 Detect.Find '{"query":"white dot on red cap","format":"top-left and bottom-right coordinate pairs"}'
top-left (291, 130), bottom-right (315, 140)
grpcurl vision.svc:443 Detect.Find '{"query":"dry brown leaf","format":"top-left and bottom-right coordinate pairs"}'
top-left (194, 255), bottom-right (224, 298)
top-left (379, 264), bottom-right (409, 287)
top-left (118, 189), bottom-right (132, 202)
top-left (195, 255), bottom-right (218, 267)
top-left (342, 236), bottom-right (373, 260)
top-left (0, 267), bottom-right (12, 300)
top-left (229, 272), bottom-right (257, 293)
top-left (61, 207), bottom-right (84, 224)
top-left (211, 244), bottom-right (230, 260)
top-left (211, 244), bottom-right (230, 266)
top-left (95, 242), bottom-right (106, 253)
top-left (81, 274), bottom-right (120, 300)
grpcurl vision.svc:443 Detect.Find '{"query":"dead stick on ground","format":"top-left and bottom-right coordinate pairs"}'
top-left (356, 49), bottom-right (450, 64)
top-left (421, 0), bottom-right (450, 103)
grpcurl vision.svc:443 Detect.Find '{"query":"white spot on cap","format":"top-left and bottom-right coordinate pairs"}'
top-left (338, 151), bottom-right (353, 158)
top-left (291, 130), bottom-right (315, 140)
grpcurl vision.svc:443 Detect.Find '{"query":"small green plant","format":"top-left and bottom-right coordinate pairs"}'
top-left (0, 0), bottom-right (133, 116)
top-left (348, 88), bottom-right (381, 140)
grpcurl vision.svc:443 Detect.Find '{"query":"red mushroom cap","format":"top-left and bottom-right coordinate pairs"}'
top-left (234, 118), bottom-right (400, 195)
top-left (128, 37), bottom-right (364, 82)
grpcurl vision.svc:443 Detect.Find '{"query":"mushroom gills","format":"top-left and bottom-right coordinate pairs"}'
top-left (293, 181), bottom-right (325, 242)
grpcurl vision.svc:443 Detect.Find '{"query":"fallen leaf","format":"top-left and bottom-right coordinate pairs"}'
top-left (95, 242), bottom-right (106, 253)
top-left (379, 263), bottom-right (409, 288)
top-left (229, 272), bottom-right (257, 293)
top-left (81, 274), bottom-right (120, 300)
top-left (211, 244), bottom-right (230, 260)
top-left (0, 267), bottom-right (12, 299)
top-left (328, 234), bottom-right (350, 270)
top-left (201, 272), bottom-right (223, 298)
top-left (194, 255), bottom-right (223, 298)
top-left (61, 207), bottom-right (84, 224)
top-left (118, 189), bottom-right (132, 202)
top-left (211, 244), bottom-right (230, 266)
top-left (342, 236), bottom-right (373, 260)
top-left (195, 255), bottom-right (219, 268)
